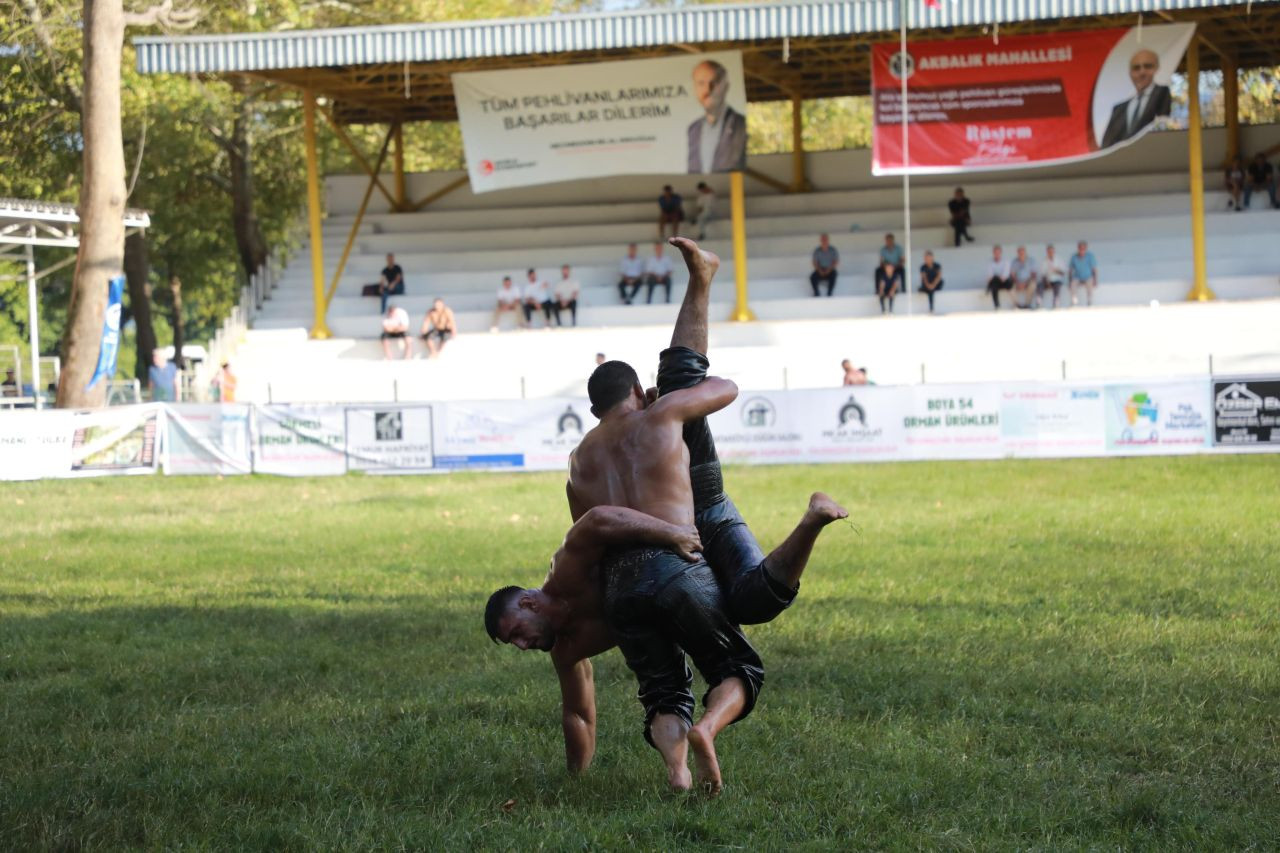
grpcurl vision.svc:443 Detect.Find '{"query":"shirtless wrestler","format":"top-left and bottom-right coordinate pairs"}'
top-left (487, 238), bottom-right (847, 794)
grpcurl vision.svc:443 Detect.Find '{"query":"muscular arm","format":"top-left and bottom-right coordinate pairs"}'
top-left (554, 652), bottom-right (596, 773)
top-left (647, 376), bottom-right (738, 423)
top-left (556, 505), bottom-right (700, 574)
top-left (566, 480), bottom-right (588, 523)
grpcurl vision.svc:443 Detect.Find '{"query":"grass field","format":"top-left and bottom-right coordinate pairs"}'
top-left (2, 457), bottom-right (1278, 849)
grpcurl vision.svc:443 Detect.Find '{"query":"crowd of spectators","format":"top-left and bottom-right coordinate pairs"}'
top-left (1225, 152), bottom-right (1279, 211)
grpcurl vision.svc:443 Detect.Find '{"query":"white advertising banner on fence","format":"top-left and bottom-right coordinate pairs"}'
top-left (900, 384), bottom-right (1004, 460)
top-left (252, 405), bottom-right (348, 476)
top-left (1103, 380), bottom-right (1212, 454)
top-left (69, 405), bottom-right (160, 475)
top-left (433, 398), bottom-right (588, 471)
top-left (164, 404), bottom-right (252, 475)
top-left (1000, 384), bottom-right (1106, 458)
top-left (0, 409), bottom-right (76, 480)
top-left (453, 51), bottom-right (748, 193)
top-left (345, 405), bottom-right (435, 473)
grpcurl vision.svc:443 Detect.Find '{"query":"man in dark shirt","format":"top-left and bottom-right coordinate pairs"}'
top-left (947, 188), bottom-right (973, 247)
top-left (657, 185), bottom-right (685, 241)
top-left (2, 368), bottom-right (18, 398)
top-left (874, 258), bottom-right (902, 314)
top-left (379, 253), bottom-right (405, 313)
top-left (1244, 153), bottom-right (1278, 210)
top-left (918, 251), bottom-right (943, 314)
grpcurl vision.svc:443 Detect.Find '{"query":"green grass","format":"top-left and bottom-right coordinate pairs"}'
top-left (2, 457), bottom-right (1278, 850)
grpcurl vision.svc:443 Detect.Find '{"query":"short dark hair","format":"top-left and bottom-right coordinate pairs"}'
top-left (588, 360), bottom-right (640, 414)
top-left (663, 184), bottom-right (673, 192)
top-left (485, 586), bottom-right (523, 643)
top-left (527, 268), bottom-right (535, 276)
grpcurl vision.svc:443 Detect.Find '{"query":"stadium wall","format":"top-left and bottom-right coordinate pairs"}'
top-left (325, 125), bottom-right (1279, 215)
top-left (2, 376), bottom-right (1275, 480)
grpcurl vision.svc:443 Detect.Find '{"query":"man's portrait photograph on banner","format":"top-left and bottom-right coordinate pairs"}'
top-left (452, 51), bottom-right (747, 193)
top-left (1092, 25), bottom-right (1196, 149)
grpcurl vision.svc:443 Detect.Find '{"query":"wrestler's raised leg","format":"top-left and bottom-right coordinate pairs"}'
top-left (687, 677), bottom-right (746, 797)
top-left (649, 713), bottom-right (692, 792)
top-left (668, 237), bottom-right (719, 353)
top-left (761, 492), bottom-right (849, 590)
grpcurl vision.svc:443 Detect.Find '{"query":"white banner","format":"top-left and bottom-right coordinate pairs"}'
top-left (252, 405), bottom-right (348, 476)
top-left (69, 405), bottom-right (161, 475)
top-left (1000, 384), bottom-right (1106, 458)
top-left (0, 409), bottom-right (76, 480)
top-left (1103, 380), bottom-right (1212, 454)
top-left (900, 384), bottom-right (1004, 460)
top-left (164, 404), bottom-right (252, 475)
top-left (453, 51), bottom-right (748, 192)
top-left (433, 398), bottom-right (588, 472)
top-left (345, 405), bottom-right (435, 473)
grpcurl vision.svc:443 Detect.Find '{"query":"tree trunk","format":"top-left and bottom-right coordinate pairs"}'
top-left (123, 232), bottom-right (156, 384)
top-left (169, 275), bottom-right (185, 371)
top-left (57, 0), bottom-right (126, 408)
top-left (230, 95), bottom-right (268, 279)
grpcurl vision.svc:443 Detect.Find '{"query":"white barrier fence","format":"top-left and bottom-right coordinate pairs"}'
top-left (1, 376), bottom-right (1276, 481)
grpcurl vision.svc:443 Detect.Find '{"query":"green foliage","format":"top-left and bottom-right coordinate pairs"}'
top-left (1, 457), bottom-right (1278, 847)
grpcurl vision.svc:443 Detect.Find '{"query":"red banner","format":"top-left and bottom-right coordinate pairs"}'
top-left (872, 24), bottom-right (1195, 175)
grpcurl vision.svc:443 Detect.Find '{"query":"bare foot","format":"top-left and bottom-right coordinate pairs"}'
top-left (687, 725), bottom-right (723, 797)
top-left (804, 491), bottom-right (849, 528)
top-left (667, 763), bottom-right (692, 793)
top-left (669, 237), bottom-right (720, 284)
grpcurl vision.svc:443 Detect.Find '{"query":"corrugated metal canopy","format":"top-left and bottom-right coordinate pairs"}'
top-left (134, 0), bottom-right (1280, 125)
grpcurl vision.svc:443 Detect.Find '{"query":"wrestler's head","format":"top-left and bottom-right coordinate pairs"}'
top-left (1129, 49), bottom-right (1158, 92)
top-left (485, 585), bottom-right (555, 651)
top-left (588, 360), bottom-right (644, 418)
top-left (692, 60), bottom-right (729, 115)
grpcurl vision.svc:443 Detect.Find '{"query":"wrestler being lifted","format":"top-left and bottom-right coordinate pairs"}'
top-left (486, 237), bottom-right (847, 795)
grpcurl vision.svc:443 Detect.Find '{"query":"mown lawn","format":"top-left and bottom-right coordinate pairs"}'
top-left (1, 457), bottom-right (1278, 849)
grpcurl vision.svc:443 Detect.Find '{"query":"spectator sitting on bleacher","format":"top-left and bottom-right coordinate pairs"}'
top-left (879, 233), bottom-right (904, 277)
top-left (2, 368), bottom-right (16, 397)
top-left (644, 242), bottom-right (675, 304)
top-left (553, 265), bottom-right (578, 327)
top-left (381, 304), bottom-right (412, 359)
top-left (693, 181), bottom-right (716, 240)
top-left (522, 269), bottom-right (555, 328)
top-left (1068, 241), bottom-right (1099, 307)
top-left (618, 243), bottom-right (644, 304)
top-left (491, 276), bottom-right (527, 331)
top-left (985, 245), bottom-right (1013, 310)
top-left (874, 258), bottom-right (901, 314)
top-left (1225, 155), bottom-right (1245, 211)
top-left (948, 188), bottom-right (974, 246)
top-left (421, 298), bottom-right (457, 358)
top-left (810, 233), bottom-right (839, 297)
top-left (1038, 244), bottom-right (1067, 309)
top-left (657, 185), bottom-right (684, 241)
top-left (919, 250), bottom-right (943, 314)
top-left (1245, 152), bottom-right (1278, 210)
top-left (379, 253), bottom-right (405, 313)
top-left (1010, 246), bottom-right (1038, 309)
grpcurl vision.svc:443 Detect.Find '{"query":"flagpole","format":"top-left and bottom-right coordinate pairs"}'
top-left (899, 0), bottom-right (913, 316)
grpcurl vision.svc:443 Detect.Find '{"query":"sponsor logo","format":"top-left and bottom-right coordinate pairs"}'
top-left (1123, 392), bottom-right (1159, 426)
top-left (479, 159), bottom-right (495, 176)
top-left (1071, 389), bottom-right (1100, 400)
top-left (375, 411), bottom-right (403, 442)
top-left (888, 51), bottom-right (915, 80)
top-left (741, 397), bottom-right (776, 428)
top-left (1216, 382), bottom-right (1276, 414)
top-left (822, 395), bottom-right (884, 444)
top-left (838, 396), bottom-right (866, 427)
top-left (557, 406), bottom-right (583, 437)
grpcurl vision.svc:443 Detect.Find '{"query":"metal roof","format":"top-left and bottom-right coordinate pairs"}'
top-left (134, 0), bottom-right (1274, 74)
top-left (133, 0), bottom-right (1280, 124)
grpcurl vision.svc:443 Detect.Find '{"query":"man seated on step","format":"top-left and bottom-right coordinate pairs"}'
top-left (380, 303), bottom-right (412, 360)
top-left (490, 275), bottom-right (528, 332)
top-left (487, 238), bottom-right (847, 795)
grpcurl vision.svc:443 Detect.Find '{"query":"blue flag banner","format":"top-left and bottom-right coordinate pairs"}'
top-left (87, 275), bottom-right (125, 390)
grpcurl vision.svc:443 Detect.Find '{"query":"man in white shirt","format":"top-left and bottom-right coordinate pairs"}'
top-left (553, 264), bottom-right (579, 327)
top-left (1038, 244), bottom-right (1067, 309)
top-left (380, 303), bottom-right (412, 359)
top-left (1101, 48), bottom-right (1172, 148)
top-left (491, 275), bottom-right (527, 332)
top-left (1010, 246), bottom-right (1038, 310)
top-left (985, 245), bottom-right (1013, 310)
top-left (644, 242), bottom-right (676, 304)
top-left (618, 243), bottom-right (645, 304)
top-left (522, 268), bottom-right (555, 328)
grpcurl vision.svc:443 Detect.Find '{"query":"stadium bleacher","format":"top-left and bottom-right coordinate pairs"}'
top-left (229, 126), bottom-right (1280, 403)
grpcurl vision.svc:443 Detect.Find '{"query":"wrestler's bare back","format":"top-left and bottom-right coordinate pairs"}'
top-left (568, 406), bottom-right (695, 529)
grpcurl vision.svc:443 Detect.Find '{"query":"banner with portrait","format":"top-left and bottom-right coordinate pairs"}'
top-left (453, 51), bottom-right (747, 192)
top-left (871, 24), bottom-right (1195, 175)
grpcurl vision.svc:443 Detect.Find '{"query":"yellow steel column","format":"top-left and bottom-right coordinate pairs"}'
top-left (1223, 56), bottom-right (1239, 164)
top-left (789, 97), bottom-right (811, 192)
top-left (303, 91), bottom-right (332, 339)
top-left (392, 122), bottom-right (407, 211)
top-left (1186, 41), bottom-right (1215, 302)
top-left (729, 171), bottom-right (756, 322)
